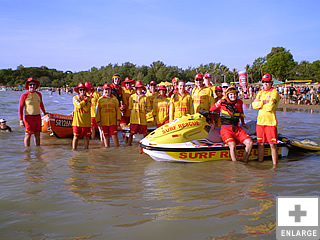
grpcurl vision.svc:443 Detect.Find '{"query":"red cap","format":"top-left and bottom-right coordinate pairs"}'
top-left (204, 73), bottom-right (212, 79)
top-left (103, 83), bottom-right (111, 89)
top-left (150, 80), bottom-right (157, 85)
top-left (74, 82), bottom-right (89, 93)
top-left (85, 82), bottom-right (93, 90)
top-left (25, 77), bottom-right (40, 90)
top-left (121, 77), bottom-right (135, 87)
top-left (262, 74), bottom-right (272, 82)
top-left (158, 85), bottom-right (167, 91)
top-left (194, 74), bottom-right (203, 81)
top-left (134, 80), bottom-right (146, 90)
top-left (215, 86), bottom-right (222, 92)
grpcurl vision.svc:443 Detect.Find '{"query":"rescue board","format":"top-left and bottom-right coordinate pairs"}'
top-left (278, 135), bottom-right (320, 152)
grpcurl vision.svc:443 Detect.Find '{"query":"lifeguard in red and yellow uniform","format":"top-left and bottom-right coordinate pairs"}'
top-left (169, 80), bottom-right (193, 122)
top-left (204, 72), bottom-right (216, 97)
top-left (85, 81), bottom-right (101, 140)
top-left (121, 77), bottom-right (135, 127)
top-left (252, 74), bottom-right (280, 167)
top-left (96, 84), bottom-right (121, 147)
top-left (192, 74), bottom-right (214, 113)
top-left (146, 80), bottom-right (159, 111)
top-left (19, 77), bottom-right (47, 147)
top-left (210, 86), bottom-right (253, 162)
top-left (153, 85), bottom-right (170, 127)
top-left (72, 82), bottom-right (92, 150)
top-left (128, 80), bottom-right (151, 145)
top-left (168, 77), bottom-right (179, 97)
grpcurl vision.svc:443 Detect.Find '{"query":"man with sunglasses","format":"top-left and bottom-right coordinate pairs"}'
top-left (72, 82), bottom-right (92, 150)
top-left (19, 77), bottom-right (47, 147)
top-left (252, 74), bottom-right (280, 167)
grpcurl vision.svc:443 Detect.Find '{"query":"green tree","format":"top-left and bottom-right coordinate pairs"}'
top-left (263, 49), bottom-right (295, 81)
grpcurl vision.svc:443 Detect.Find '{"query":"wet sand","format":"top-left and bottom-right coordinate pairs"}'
top-left (242, 98), bottom-right (320, 111)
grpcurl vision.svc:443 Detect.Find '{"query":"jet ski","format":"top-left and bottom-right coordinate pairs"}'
top-left (139, 112), bottom-right (290, 162)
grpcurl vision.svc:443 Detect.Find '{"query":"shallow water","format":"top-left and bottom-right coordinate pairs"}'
top-left (1, 91), bottom-right (320, 240)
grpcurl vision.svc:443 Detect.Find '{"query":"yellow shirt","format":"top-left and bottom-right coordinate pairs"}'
top-left (252, 88), bottom-right (280, 126)
top-left (95, 96), bottom-right (121, 126)
top-left (169, 92), bottom-right (193, 122)
top-left (128, 93), bottom-right (151, 125)
top-left (72, 95), bottom-right (91, 127)
top-left (192, 86), bottom-right (214, 113)
top-left (146, 91), bottom-right (159, 110)
top-left (90, 91), bottom-right (101, 118)
top-left (122, 88), bottom-right (135, 117)
top-left (153, 96), bottom-right (170, 125)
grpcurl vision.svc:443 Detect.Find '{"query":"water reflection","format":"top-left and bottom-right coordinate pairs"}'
top-left (22, 148), bottom-right (49, 185)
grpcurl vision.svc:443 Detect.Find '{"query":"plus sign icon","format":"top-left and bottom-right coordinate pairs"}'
top-left (277, 196), bottom-right (319, 239)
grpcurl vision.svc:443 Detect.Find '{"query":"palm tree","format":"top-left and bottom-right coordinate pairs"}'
top-left (220, 65), bottom-right (229, 83)
top-left (245, 64), bottom-right (251, 84)
top-left (232, 68), bottom-right (237, 84)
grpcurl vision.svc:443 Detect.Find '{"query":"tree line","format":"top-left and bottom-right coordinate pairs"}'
top-left (1, 47), bottom-right (320, 88)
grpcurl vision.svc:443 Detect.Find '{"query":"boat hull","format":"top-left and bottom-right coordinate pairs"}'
top-left (42, 113), bottom-right (73, 138)
top-left (140, 140), bottom-right (289, 162)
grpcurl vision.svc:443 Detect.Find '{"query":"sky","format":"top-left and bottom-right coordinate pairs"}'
top-left (1, 0), bottom-right (320, 73)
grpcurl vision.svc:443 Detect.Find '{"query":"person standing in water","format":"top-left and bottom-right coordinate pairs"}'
top-left (127, 80), bottom-right (151, 146)
top-left (252, 74), bottom-right (280, 167)
top-left (95, 84), bottom-right (121, 147)
top-left (19, 77), bottom-right (47, 147)
top-left (72, 82), bottom-right (92, 150)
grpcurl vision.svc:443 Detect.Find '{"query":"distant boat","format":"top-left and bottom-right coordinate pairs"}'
top-left (42, 113), bottom-right (73, 138)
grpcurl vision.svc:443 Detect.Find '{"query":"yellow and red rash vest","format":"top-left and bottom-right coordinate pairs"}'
top-left (210, 98), bottom-right (245, 126)
top-left (128, 93), bottom-right (151, 125)
top-left (72, 95), bottom-right (91, 127)
top-left (89, 91), bottom-right (101, 118)
top-left (169, 92), bottom-right (193, 122)
top-left (192, 86), bottom-right (214, 113)
top-left (153, 96), bottom-right (170, 125)
top-left (95, 95), bottom-right (121, 126)
top-left (206, 84), bottom-right (217, 98)
top-left (19, 91), bottom-right (46, 120)
top-left (252, 88), bottom-right (280, 126)
top-left (122, 87), bottom-right (135, 117)
top-left (146, 91), bottom-right (159, 110)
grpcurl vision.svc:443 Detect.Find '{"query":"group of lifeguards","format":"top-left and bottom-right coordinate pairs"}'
top-left (19, 73), bottom-right (279, 167)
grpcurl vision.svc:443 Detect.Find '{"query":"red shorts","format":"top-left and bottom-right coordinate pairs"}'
top-left (130, 124), bottom-right (147, 135)
top-left (101, 125), bottom-right (118, 136)
top-left (91, 117), bottom-right (98, 127)
top-left (256, 125), bottom-right (277, 144)
top-left (120, 116), bottom-right (130, 125)
top-left (220, 125), bottom-right (251, 145)
top-left (25, 115), bottom-right (41, 134)
top-left (72, 126), bottom-right (92, 138)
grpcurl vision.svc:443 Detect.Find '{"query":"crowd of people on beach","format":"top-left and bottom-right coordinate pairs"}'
top-left (17, 73), bottom-right (281, 167)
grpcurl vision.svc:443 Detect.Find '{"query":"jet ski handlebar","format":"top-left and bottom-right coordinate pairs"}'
top-left (199, 111), bottom-right (219, 117)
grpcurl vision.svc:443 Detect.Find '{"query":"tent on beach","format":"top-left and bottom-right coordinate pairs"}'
top-left (257, 78), bottom-right (284, 85)
top-left (158, 81), bottom-right (172, 86)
